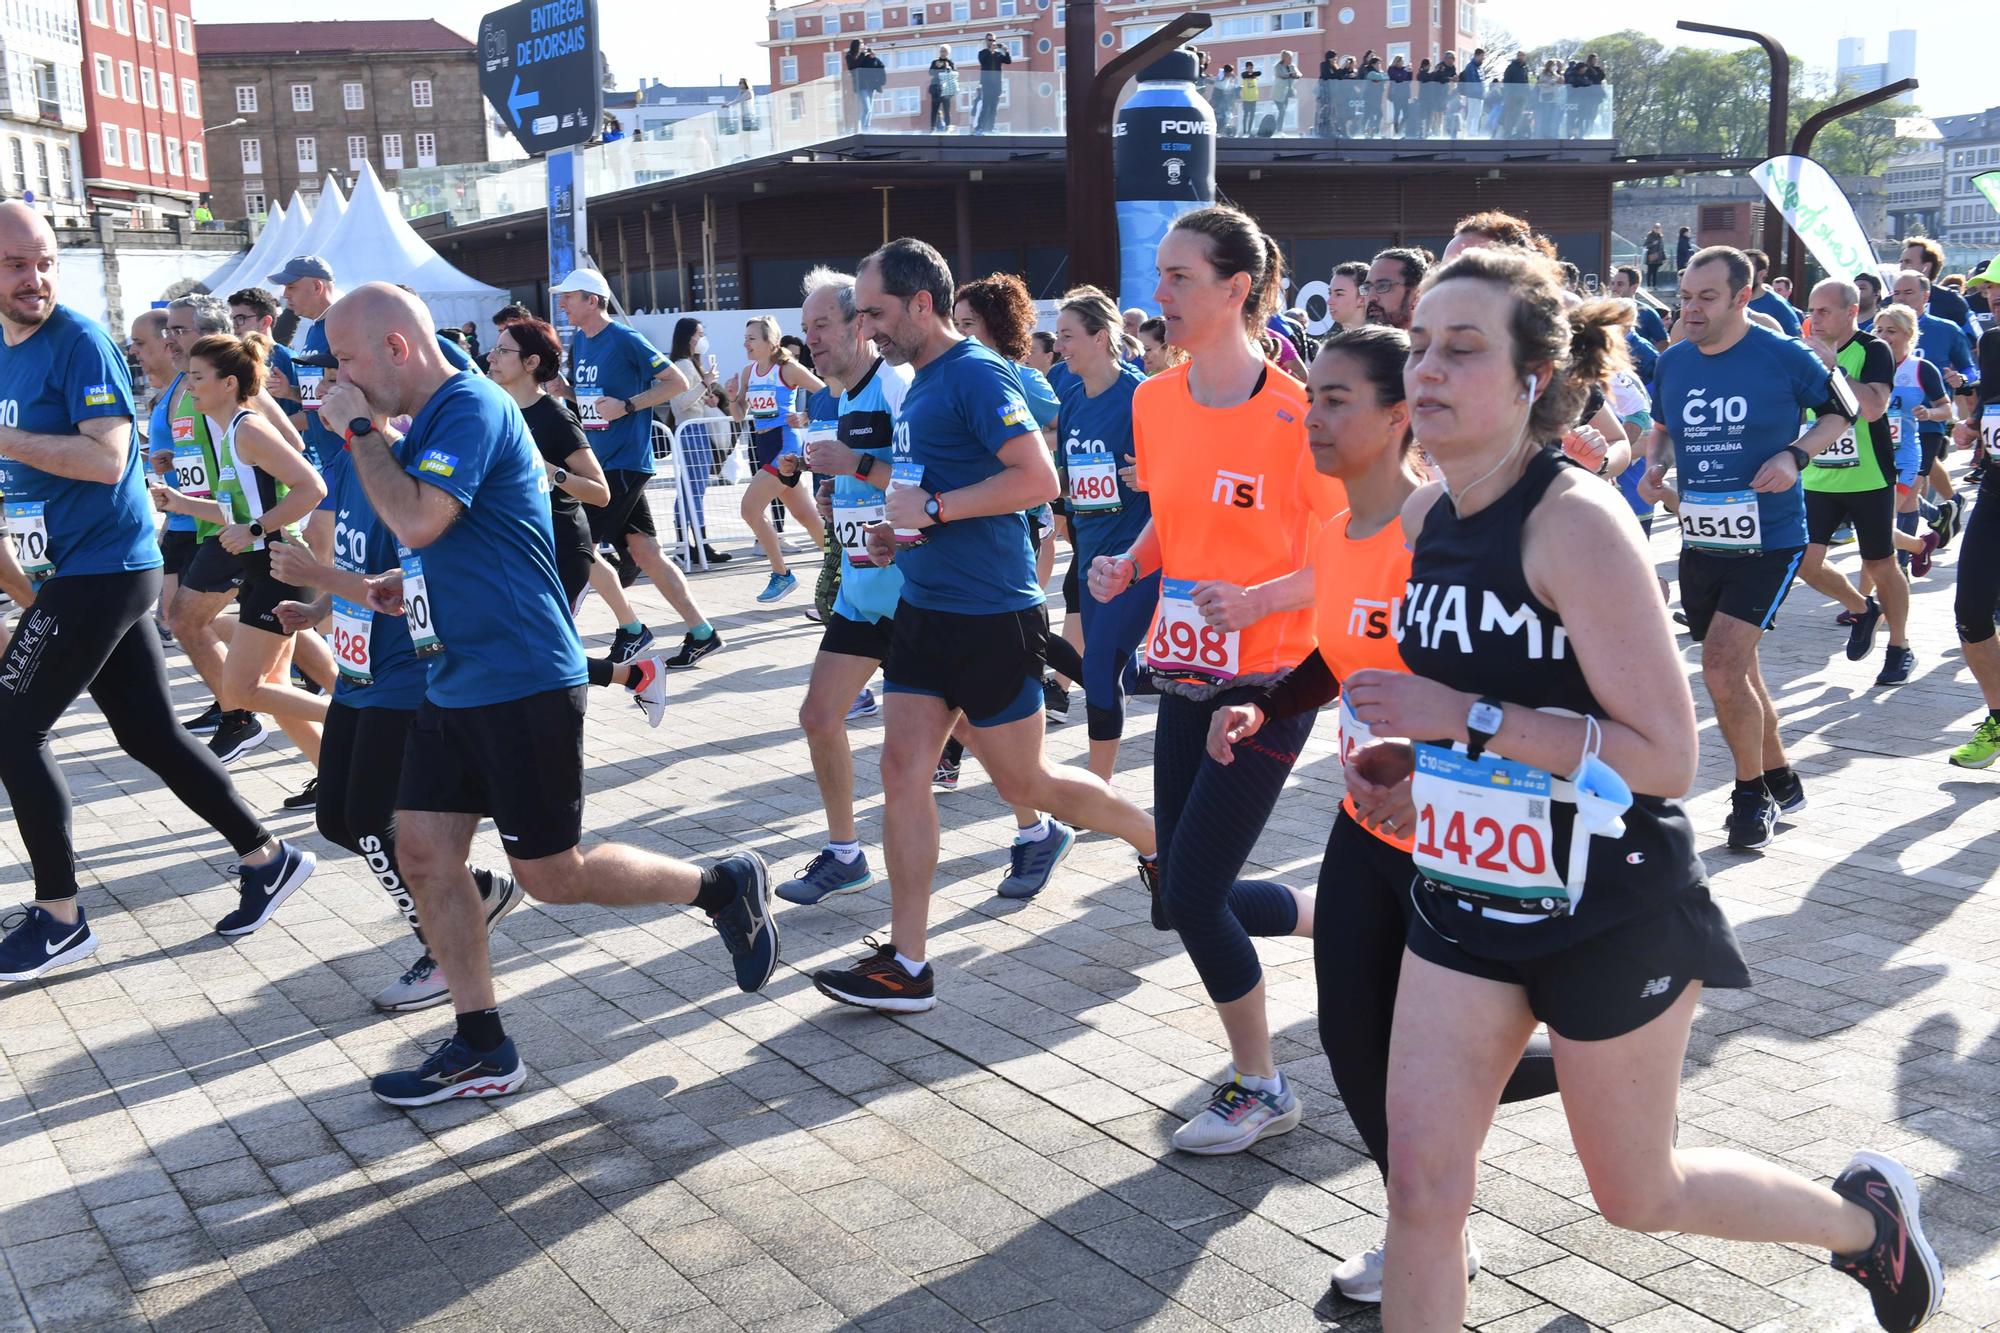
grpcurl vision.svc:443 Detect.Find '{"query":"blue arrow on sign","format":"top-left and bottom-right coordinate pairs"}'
top-left (507, 74), bottom-right (540, 129)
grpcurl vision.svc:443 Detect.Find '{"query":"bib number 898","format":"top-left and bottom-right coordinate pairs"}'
top-left (1149, 617), bottom-right (1232, 670)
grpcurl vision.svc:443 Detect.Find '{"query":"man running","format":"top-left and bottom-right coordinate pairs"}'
top-left (1640, 247), bottom-right (1860, 851)
top-left (0, 201), bottom-right (316, 980)
top-left (1901, 236), bottom-right (1982, 345)
top-left (228, 286), bottom-right (300, 409)
top-left (1363, 247), bottom-right (1426, 330)
top-left (1741, 248), bottom-right (1803, 337)
top-left (809, 239), bottom-right (1156, 1013)
top-left (128, 310), bottom-right (178, 622)
top-left (316, 283), bottom-right (775, 1105)
top-left (1890, 269), bottom-right (1978, 393)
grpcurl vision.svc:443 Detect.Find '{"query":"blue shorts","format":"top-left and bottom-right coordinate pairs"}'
top-left (883, 601), bottom-right (1047, 727)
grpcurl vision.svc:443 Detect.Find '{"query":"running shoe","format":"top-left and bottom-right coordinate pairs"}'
top-left (371, 1035), bottom-right (526, 1107)
top-left (1876, 645), bottom-right (1916, 688)
top-left (932, 754), bottom-right (961, 792)
top-left (779, 849), bottom-right (874, 905)
top-left (1947, 716), bottom-right (2000, 769)
top-left (804, 605), bottom-right (824, 624)
top-left (996, 821), bottom-right (1074, 900)
top-left (1830, 523), bottom-right (1857, 547)
top-left (474, 868), bottom-right (524, 933)
top-left (1042, 675), bottom-right (1071, 724)
top-left (662, 629), bottom-right (724, 670)
top-left (280, 777), bottom-right (319, 811)
top-left (1942, 496), bottom-right (1965, 547)
top-left (1764, 766), bottom-right (1808, 815)
top-left (627, 657), bottom-right (668, 728)
top-left (208, 711), bottom-right (267, 764)
top-left (290, 666), bottom-right (324, 696)
top-left (1725, 784), bottom-right (1778, 851)
top-left (813, 936), bottom-right (935, 1012)
top-left (155, 620), bottom-right (174, 645)
top-left (1171, 1070), bottom-right (1302, 1154)
top-left (182, 700), bottom-right (223, 735)
top-left (1909, 530), bottom-right (1940, 578)
top-left (756, 571), bottom-right (798, 603)
top-left (1829, 1150), bottom-right (1943, 1332)
top-left (1329, 1232), bottom-right (1482, 1305)
top-left (1139, 855), bottom-right (1169, 931)
top-left (0, 904), bottom-right (99, 982)
top-left (371, 953), bottom-right (450, 1012)
top-left (706, 852), bottom-right (778, 992)
top-left (1845, 598), bottom-right (1881, 661)
top-left (609, 624), bottom-right (655, 665)
top-left (214, 840), bottom-right (316, 936)
top-left (846, 688), bottom-right (880, 722)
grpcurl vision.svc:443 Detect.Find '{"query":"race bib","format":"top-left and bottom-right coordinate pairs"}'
top-left (297, 368), bottom-right (323, 410)
top-left (398, 551), bottom-right (443, 657)
top-left (1411, 743), bottom-right (1566, 914)
top-left (330, 597), bottom-right (374, 685)
top-left (834, 492), bottom-right (885, 568)
top-left (1677, 489), bottom-right (1761, 552)
top-left (887, 461), bottom-right (927, 545)
top-left (171, 440), bottom-right (211, 497)
top-left (575, 389), bottom-right (607, 431)
top-left (746, 387), bottom-right (780, 422)
top-left (1337, 693), bottom-right (1374, 769)
top-left (1145, 577), bottom-right (1239, 682)
top-left (1886, 416), bottom-right (1903, 447)
top-left (5, 500), bottom-right (51, 578)
top-left (1983, 405), bottom-right (2000, 454)
top-left (1067, 449), bottom-right (1121, 513)
top-left (1814, 430), bottom-right (1858, 468)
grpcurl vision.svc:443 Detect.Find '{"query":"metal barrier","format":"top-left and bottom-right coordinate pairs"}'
top-left (650, 415), bottom-right (817, 573)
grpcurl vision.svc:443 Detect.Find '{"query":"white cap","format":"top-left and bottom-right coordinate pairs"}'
top-left (551, 267), bottom-right (611, 298)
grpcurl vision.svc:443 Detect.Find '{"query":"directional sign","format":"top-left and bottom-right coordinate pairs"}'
top-left (478, 0), bottom-right (601, 156)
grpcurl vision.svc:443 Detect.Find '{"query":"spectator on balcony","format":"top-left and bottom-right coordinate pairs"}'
top-left (974, 33), bottom-right (1010, 135)
top-left (1361, 56), bottom-right (1387, 135)
top-left (1416, 57), bottom-right (1444, 137)
top-left (1314, 50), bottom-right (1337, 136)
top-left (1386, 53), bottom-right (1412, 136)
top-left (1274, 51), bottom-right (1301, 133)
top-left (1534, 58), bottom-right (1564, 137)
top-left (1499, 50), bottom-right (1531, 138)
top-left (1211, 63), bottom-right (1238, 134)
top-left (1644, 223), bottom-right (1667, 288)
top-left (1457, 47), bottom-right (1485, 138)
top-left (1675, 223), bottom-right (1695, 275)
top-left (928, 48), bottom-right (959, 133)
top-left (1238, 60), bottom-right (1262, 136)
top-left (847, 39), bottom-right (885, 132)
top-left (1435, 51), bottom-right (1459, 136)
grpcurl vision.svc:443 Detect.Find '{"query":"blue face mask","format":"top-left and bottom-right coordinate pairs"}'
top-left (1569, 751), bottom-right (1633, 839)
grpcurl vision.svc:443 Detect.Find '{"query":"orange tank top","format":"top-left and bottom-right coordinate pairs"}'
top-left (1312, 509), bottom-right (1416, 852)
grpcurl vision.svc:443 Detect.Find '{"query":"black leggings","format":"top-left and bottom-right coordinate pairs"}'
top-left (1955, 479), bottom-right (2000, 644)
top-left (317, 701), bottom-right (423, 941)
top-left (0, 569), bottom-right (269, 900)
top-left (1155, 691), bottom-right (1311, 1005)
top-left (1317, 808), bottom-right (1558, 1178)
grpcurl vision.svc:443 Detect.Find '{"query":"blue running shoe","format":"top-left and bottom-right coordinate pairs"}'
top-left (214, 840), bottom-right (316, 937)
top-left (609, 625), bottom-right (656, 665)
top-left (370, 1035), bottom-right (526, 1107)
top-left (779, 849), bottom-right (874, 905)
top-left (846, 688), bottom-right (880, 722)
top-left (756, 571), bottom-right (798, 603)
top-left (996, 820), bottom-right (1074, 900)
top-left (0, 904), bottom-right (100, 982)
top-left (707, 852), bottom-right (779, 991)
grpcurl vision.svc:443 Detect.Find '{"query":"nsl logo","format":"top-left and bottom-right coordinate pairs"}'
top-left (1211, 469), bottom-right (1264, 510)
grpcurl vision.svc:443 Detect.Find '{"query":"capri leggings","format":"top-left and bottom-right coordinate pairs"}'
top-left (1154, 691), bottom-right (1313, 1004)
top-left (1079, 570), bottom-right (1158, 741)
top-left (1954, 478), bottom-right (2000, 644)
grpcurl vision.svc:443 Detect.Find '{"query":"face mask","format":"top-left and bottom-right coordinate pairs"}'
top-left (692, 336), bottom-right (710, 358)
top-left (1567, 716), bottom-right (1632, 839)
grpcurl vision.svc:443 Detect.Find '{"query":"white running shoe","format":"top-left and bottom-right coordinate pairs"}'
top-left (1171, 1068), bottom-right (1301, 1154)
top-left (1329, 1230), bottom-right (1482, 1304)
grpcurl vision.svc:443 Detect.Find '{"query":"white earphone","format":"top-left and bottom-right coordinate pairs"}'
top-left (1522, 374), bottom-right (1539, 406)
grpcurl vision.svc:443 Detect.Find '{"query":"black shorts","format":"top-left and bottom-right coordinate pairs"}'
top-left (883, 601), bottom-right (1047, 727)
top-left (1919, 433), bottom-right (1944, 480)
top-left (397, 685), bottom-right (586, 860)
top-left (159, 527), bottom-right (199, 576)
top-left (752, 432), bottom-right (803, 487)
top-left (1805, 485), bottom-right (1895, 561)
top-left (1677, 546), bottom-right (1804, 642)
top-left (180, 536), bottom-right (245, 595)
top-left (1406, 888), bottom-right (1751, 1042)
top-left (235, 548), bottom-right (304, 636)
top-left (819, 609), bottom-right (895, 663)
top-left (587, 469), bottom-right (657, 545)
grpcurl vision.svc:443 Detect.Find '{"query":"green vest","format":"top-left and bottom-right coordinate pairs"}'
top-left (169, 386), bottom-right (226, 542)
top-left (1803, 337), bottom-right (1889, 495)
top-left (210, 408), bottom-right (297, 549)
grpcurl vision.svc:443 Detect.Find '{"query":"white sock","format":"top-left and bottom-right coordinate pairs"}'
top-left (893, 950), bottom-right (925, 977)
top-left (1014, 816), bottom-right (1051, 844)
top-left (826, 841), bottom-right (861, 864)
top-left (1237, 1069), bottom-right (1283, 1095)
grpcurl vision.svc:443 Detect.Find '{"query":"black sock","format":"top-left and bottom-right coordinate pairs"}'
top-left (1989, 708), bottom-right (2000, 726)
top-left (455, 1008), bottom-right (505, 1052)
top-left (1735, 776), bottom-right (1766, 794)
top-left (1762, 765), bottom-right (1792, 789)
top-left (586, 656), bottom-right (614, 688)
top-left (692, 865), bottom-right (733, 915)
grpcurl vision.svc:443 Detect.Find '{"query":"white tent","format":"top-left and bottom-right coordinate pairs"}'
top-left (198, 199), bottom-right (281, 295)
top-left (208, 190), bottom-right (311, 296)
top-left (315, 163), bottom-right (506, 331)
top-left (276, 176), bottom-right (348, 281)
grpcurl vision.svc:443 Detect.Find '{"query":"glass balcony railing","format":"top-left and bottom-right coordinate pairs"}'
top-left (397, 68), bottom-right (1612, 229)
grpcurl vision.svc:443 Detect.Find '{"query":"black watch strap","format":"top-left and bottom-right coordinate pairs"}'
top-left (857, 451), bottom-right (877, 479)
top-left (1785, 443), bottom-right (1811, 470)
top-left (1465, 695), bottom-right (1505, 762)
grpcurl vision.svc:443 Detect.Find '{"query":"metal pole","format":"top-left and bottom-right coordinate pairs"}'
top-left (1783, 77), bottom-right (1918, 294)
top-left (1677, 21), bottom-right (1790, 259)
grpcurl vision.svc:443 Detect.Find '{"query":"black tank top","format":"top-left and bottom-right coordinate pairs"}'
top-left (1397, 446), bottom-right (1706, 960)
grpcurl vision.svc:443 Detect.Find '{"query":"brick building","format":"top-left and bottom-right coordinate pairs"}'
top-left (79, 0), bottom-right (205, 219)
top-left (193, 19), bottom-right (490, 221)
top-left (0, 0), bottom-right (87, 222)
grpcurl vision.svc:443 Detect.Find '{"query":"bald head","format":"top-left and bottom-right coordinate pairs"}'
top-left (129, 309), bottom-right (172, 384)
top-left (322, 282), bottom-right (451, 419)
top-left (0, 200), bottom-right (58, 334)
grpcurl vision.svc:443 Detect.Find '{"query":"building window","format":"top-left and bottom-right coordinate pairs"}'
top-left (93, 55), bottom-right (113, 96)
top-left (414, 131), bottom-right (436, 167)
top-left (780, 56), bottom-right (798, 83)
top-left (410, 79), bottom-right (432, 108)
top-left (58, 146), bottom-right (73, 196)
top-left (778, 16), bottom-right (794, 38)
top-left (347, 134), bottom-right (366, 168)
top-left (381, 133), bottom-right (403, 168)
top-left (87, 0), bottom-right (106, 23)
top-left (131, 0), bottom-right (147, 40)
top-left (126, 127), bottom-right (142, 165)
top-left (865, 8), bottom-right (882, 31)
top-left (953, 0), bottom-right (969, 18)
top-left (1007, 36), bottom-right (1024, 57)
top-left (187, 142), bottom-right (203, 179)
top-left (1387, 40), bottom-right (1410, 65)
top-left (111, 0), bottom-right (127, 32)
top-left (823, 52), bottom-right (842, 78)
top-left (174, 13), bottom-right (190, 50)
top-left (291, 83), bottom-right (313, 112)
top-left (1274, 9), bottom-right (1312, 28)
top-left (998, 0), bottom-right (1017, 13)
top-left (102, 123), bottom-right (121, 165)
top-left (33, 142), bottom-right (48, 194)
top-left (141, 68), bottom-right (156, 107)
top-left (235, 84), bottom-right (257, 113)
top-left (119, 62), bottom-right (135, 102)
top-left (146, 133), bottom-right (162, 170)
top-left (159, 71), bottom-right (175, 114)
top-left (243, 189), bottom-right (265, 216)
top-left (343, 81), bottom-right (364, 110)
top-left (295, 136), bottom-right (315, 171)
top-left (166, 137), bottom-right (181, 175)
top-left (1388, 0), bottom-right (1410, 23)
top-left (1054, 3), bottom-right (1065, 24)
top-left (1459, 0), bottom-right (1474, 32)
top-left (153, 5), bottom-right (166, 45)
top-left (182, 78), bottom-right (197, 113)
top-left (9, 140), bottom-right (24, 191)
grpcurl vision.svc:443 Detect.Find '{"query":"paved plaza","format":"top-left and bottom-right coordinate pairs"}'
top-left (3, 525), bottom-right (2000, 1332)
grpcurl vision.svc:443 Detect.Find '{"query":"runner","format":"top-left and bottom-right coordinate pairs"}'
top-left (1741, 248), bottom-right (1804, 337)
top-left (1326, 260), bottom-right (1369, 333)
top-left (1945, 320), bottom-right (2000, 768)
top-left (1639, 247), bottom-right (1860, 850)
top-left (316, 283), bottom-right (775, 1106)
top-left (227, 286), bottom-right (301, 419)
top-left (0, 201), bottom-right (316, 980)
top-left (1136, 317), bottom-right (1185, 376)
top-left (552, 267), bottom-right (724, 666)
top-left (1850, 303), bottom-right (1951, 603)
top-left (1364, 247), bottom-right (1427, 330)
top-left (809, 238), bottom-right (1157, 1013)
top-left (784, 266), bottom-right (913, 905)
top-left (1343, 242), bottom-right (1938, 1333)
top-left (1791, 279), bottom-right (1915, 686)
top-left (725, 313), bottom-right (827, 603)
top-left (127, 309), bottom-right (178, 625)
top-left (1890, 269), bottom-right (1978, 392)
top-left (1088, 206), bottom-right (1331, 1153)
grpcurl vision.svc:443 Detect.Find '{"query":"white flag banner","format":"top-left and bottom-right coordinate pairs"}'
top-left (1751, 155), bottom-right (1879, 284)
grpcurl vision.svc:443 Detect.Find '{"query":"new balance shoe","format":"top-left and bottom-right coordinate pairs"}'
top-left (182, 700), bottom-right (223, 735)
top-left (609, 625), bottom-right (655, 665)
top-left (1139, 855), bottom-right (1169, 931)
top-left (1948, 716), bottom-right (2000, 769)
top-left (1876, 645), bottom-right (1916, 688)
top-left (996, 820), bottom-right (1074, 900)
top-left (208, 711), bottom-right (266, 763)
top-left (627, 656), bottom-right (668, 727)
top-left (846, 688), bottom-right (880, 722)
top-left (371, 953), bottom-right (451, 1012)
top-left (1172, 1070), bottom-right (1302, 1154)
top-left (706, 852), bottom-right (778, 992)
top-left (1725, 784), bottom-right (1778, 851)
top-left (0, 904), bottom-right (99, 982)
top-left (370, 1035), bottom-right (526, 1107)
top-left (1845, 597), bottom-right (1882, 661)
top-left (1829, 1150), bottom-right (1943, 1332)
top-left (663, 630), bottom-right (723, 669)
top-left (1909, 531), bottom-right (1940, 579)
top-left (756, 571), bottom-right (798, 603)
top-left (214, 841), bottom-right (316, 936)
top-left (813, 937), bottom-right (935, 1012)
top-left (779, 849), bottom-right (874, 905)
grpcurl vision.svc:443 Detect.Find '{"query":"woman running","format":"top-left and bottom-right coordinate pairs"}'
top-left (1089, 205), bottom-right (1333, 1155)
top-left (1342, 245), bottom-right (1936, 1331)
top-left (727, 315), bottom-right (826, 603)
top-left (1869, 304), bottom-right (1949, 582)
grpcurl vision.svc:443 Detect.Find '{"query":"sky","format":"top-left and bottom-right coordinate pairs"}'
top-left (191, 1), bottom-right (1989, 119)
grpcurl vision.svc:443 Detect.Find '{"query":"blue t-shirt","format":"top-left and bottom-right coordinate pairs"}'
top-left (1014, 361), bottom-right (1061, 431)
top-left (148, 374), bottom-right (194, 534)
top-left (569, 321), bottom-right (669, 475)
top-left (299, 324), bottom-right (476, 475)
top-left (1046, 360), bottom-right (1079, 402)
top-left (1927, 283), bottom-right (1980, 348)
top-left (1651, 324), bottom-right (1831, 551)
top-left (1632, 304), bottom-right (1668, 347)
top-left (1914, 311), bottom-right (1976, 385)
top-left (1625, 330), bottom-right (1658, 386)
top-left (831, 358), bottom-right (912, 625)
top-left (0, 304), bottom-right (157, 579)
top-left (1748, 289), bottom-right (1802, 338)
top-left (1056, 364), bottom-right (1150, 565)
top-left (396, 373), bottom-right (587, 707)
top-left (325, 448), bottom-right (426, 710)
top-left (891, 338), bottom-right (1043, 615)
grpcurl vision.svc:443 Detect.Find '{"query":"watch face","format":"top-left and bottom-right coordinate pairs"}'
top-left (1468, 701), bottom-right (1504, 734)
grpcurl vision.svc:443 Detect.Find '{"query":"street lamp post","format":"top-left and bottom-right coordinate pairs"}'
top-left (1676, 21), bottom-right (1790, 260)
top-left (1783, 77), bottom-right (1919, 293)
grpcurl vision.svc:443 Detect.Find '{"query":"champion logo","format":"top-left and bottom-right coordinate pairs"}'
top-left (1639, 976), bottom-right (1672, 999)
top-left (1625, 852), bottom-right (1646, 865)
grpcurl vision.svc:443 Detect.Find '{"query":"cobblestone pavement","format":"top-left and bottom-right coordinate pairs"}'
top-left (3, 526), bottom-right (1999, 1332)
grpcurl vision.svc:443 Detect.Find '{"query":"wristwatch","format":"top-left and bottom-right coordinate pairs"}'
top-left (247, 521), bottom-right (265, 540)
top-left (345, 418), bottom-right (376, 444)
top-left (1784, 443), bottom-right (1811, 471)
top-left (924, 493), bottom-right (945, 523)
top-left (553, 466), bottom-right (569, 486)
top-left (856, 452), bottom-right (878, 481)
top-left (1464, 695), bottom-right (1505, 761)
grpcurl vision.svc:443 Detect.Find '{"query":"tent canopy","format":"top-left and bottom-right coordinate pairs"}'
top-left (199, 199), bottom-right (282, 296)
top-left (313, 163), bottom-right (506, 330)
top-left (213, 189), bottom-right (314, 296)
